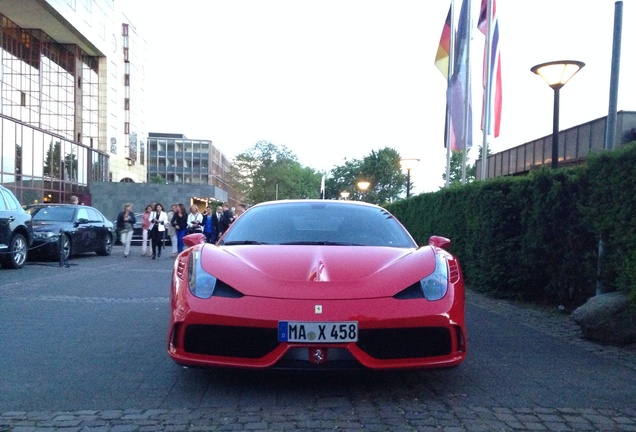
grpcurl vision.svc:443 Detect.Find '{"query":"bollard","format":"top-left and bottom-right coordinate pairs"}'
top-left (58, 229), bottom-right (69, 268)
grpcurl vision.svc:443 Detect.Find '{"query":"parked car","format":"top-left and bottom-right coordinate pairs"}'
top-left (167, 199), bottom-right (467, 370)
top-left (26, 204), bottom-right (114, 261)
top-left (113, 212), bottom-right (171, 246)
top-left (0, 185), bottom-right (33, 269)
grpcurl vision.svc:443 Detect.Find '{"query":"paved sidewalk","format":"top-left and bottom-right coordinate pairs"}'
top-left (1, 290), bottom-right (635, 432)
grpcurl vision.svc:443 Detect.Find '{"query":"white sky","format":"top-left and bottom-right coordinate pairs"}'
top-left (126, 0), bottom-right (635, 194)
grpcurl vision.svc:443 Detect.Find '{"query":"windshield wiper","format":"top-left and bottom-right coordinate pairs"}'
top-left (223, 240), bottom-right (268, 245)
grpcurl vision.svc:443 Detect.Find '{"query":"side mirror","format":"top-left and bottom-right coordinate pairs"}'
top-left (428, 235), bottom-right (451, 249)
top-left (76, 218), bottom-right (89, 225)
top-left (184, 233), bottom-right (206, 248)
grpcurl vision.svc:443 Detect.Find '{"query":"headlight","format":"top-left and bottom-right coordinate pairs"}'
top-left (187, 250), bottom-right (217, 299)
top-left (33, 232), bottom-right (58, 240)
top-left (419, 253), bottom-right (449, 301)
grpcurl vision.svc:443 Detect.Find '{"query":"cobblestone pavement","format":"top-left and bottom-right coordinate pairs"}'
top-left (1, 290), bottom-right (635, 432)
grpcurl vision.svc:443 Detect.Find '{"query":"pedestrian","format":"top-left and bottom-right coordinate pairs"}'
top-left (201, 206), bottom-right (216, 243)
top-left (167, 203), bottom-right (178, 257)
top-left (141, 204), bottom-right (153, 256)
top-left (187, 204), bottom-right (203, 234)
top-left (70, 195), bottom-right (79, 205)
top-left (116, 203), bottom-right (136, 258)
top-left (218, 202), bottom-right (234, 238)
top-left (213, 205), bottom-right (224, 240)
top-left (149, 202), bottom-right (168, 259)
top-left (171, 203), bottom-right (188, 253)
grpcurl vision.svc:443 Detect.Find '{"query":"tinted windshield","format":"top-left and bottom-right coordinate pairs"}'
top-left (30, 207), bottom-right (76, 222)
top-left (221, 201), bottom-right (416, 248)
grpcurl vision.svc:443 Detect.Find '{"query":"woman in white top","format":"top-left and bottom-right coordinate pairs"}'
top-left (187, 204), bottom-right (203, 233)
top-left (149, 202), bottom-right (169, 259)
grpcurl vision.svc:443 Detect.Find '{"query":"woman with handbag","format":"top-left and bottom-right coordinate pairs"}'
top-left (149, 202), bottom-right (168, 259)
top-left (116, 203), bottom-right (136, 258)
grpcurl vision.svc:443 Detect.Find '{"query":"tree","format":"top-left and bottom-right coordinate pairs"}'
top-left (441, 146), bottom-right (492, 186)
top-left (230, 140), bottom-right (322, 204)
top-left (325, 147), bottom-right (406, 204)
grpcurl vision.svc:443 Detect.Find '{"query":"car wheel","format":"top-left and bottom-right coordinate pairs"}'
top-left (97, 234), bottom-right (113, 256)
top-left (55, 234), bottom-right (71, 262)
top-left (0, 233), bottom-right (28, 269)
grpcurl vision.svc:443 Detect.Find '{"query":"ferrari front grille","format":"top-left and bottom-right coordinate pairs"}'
top-left (184, 325), bottom-right (279, 358)
top-left (357, 327), bottom-right (452, 359)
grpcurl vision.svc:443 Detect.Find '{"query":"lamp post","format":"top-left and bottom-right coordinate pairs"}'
top-left (400, 158), bottom-right (420, 198)
top-left (530, 60), bottom-right (585, 168)
top-left (357, 181), bottom-right (370, 201)
top-left (339, 191), bottom-right (350, 200)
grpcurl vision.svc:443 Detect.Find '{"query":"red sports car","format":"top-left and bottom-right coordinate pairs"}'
top-left (167, 200), bottom-right (466, 370)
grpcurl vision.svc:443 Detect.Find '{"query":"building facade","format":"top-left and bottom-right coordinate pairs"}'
top-left (147, 132), bottom-right (236, 203)
top-left (0, 0), bottom-right (146, 206)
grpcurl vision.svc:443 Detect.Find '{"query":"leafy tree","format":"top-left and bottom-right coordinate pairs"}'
top-left (231, 140), bottom-right (322, 204)
top-left (149, 175), bottom-right (164, 184)
top-left (325, 147), bottom-right (406, 204)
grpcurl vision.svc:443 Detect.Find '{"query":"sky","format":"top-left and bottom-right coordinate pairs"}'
top-left (125, 0), bottom-right (635, 194)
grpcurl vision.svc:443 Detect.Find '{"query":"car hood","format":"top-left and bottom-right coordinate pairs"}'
top-left (31, 220), bottom-right (69, 231)
top-left (198, 244), bottom-right (437, 299)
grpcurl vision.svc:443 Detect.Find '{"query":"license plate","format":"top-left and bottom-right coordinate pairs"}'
top-left (278, 321), bottom-right (358, 343)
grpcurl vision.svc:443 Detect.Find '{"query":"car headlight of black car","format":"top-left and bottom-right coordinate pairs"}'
top-left (33, 231), bottom-right (58, 241)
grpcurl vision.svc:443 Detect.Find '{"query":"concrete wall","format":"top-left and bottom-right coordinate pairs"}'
top-left (89, 182), bottom-right (228, 220)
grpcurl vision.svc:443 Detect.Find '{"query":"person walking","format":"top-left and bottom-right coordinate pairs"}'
top-left (201, 206), bottom-right (216, 243)
top-left (116, 203), bottom-right (136, 258)
top-left (140, 204), bottom-right (153, 256)
top-left (213, 205), bottom-right (224, 241)
top-left (171, 203), bottom-right (188, 253)
top-left (149, 203), bottom-right (168, 259)
top-left (167, 203), bottom-right (178, 257)
top-left (187, 204), bottom-right (203, 234)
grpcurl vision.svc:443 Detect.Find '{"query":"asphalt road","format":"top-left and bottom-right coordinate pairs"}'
top-left (1, 246), bottom-right (635, 431)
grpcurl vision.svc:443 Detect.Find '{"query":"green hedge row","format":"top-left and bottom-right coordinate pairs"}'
top-left (387, 142), bottom-right (636, 309)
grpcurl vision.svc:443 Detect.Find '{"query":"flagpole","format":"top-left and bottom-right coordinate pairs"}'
top-left (445, 0), bottom-right (457, 187)
top-left (461, 0), bottom-right (472, 184)
top-left (480, 0), bottom-right (494, 181)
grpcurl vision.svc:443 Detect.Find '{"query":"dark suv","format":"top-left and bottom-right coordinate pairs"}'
top-left (0, 185), bottom-right (33, 269)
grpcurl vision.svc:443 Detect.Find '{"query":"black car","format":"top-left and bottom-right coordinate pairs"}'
top-left (0, 185), bottom-right (33, 269)
top-left (26, 204), bottom-right (115, 261)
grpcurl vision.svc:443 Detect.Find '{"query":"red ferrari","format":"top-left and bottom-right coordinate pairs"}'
top-left (168, 200), bottom-right (466, 370)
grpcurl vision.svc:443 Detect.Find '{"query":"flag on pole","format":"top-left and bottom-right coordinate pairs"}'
top-left (447, 0), bottom-right (472, 151)
top-left (435, 7), bottom-right (452, 79)
top-left (478, 0), bottom-right (502, 137)
top-left (435, 5), bottom-right (456, 150)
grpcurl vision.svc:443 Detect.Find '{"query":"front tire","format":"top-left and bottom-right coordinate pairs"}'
top-left (0, 233), bottom-right (28, 269)
top-left (97, 234), bottom-right (113, 256)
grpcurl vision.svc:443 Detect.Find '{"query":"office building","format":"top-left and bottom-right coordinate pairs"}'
top-left (0, 0), bottom-right (146, 205)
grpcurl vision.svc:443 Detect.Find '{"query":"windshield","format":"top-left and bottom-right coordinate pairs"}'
top-left (29, 206), bottom-right (76, 222)
top-left (220, 201), bottom-right (416, 248)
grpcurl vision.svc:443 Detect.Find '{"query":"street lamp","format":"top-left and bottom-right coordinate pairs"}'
top-left (339, 191), bottom-right (350, 200)
top-left (400, 158), bottom-right (420, 198)
top-left (357, 181), bottom-right (370, 201)
top-left (531, 60), bottom-right (585, 168)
